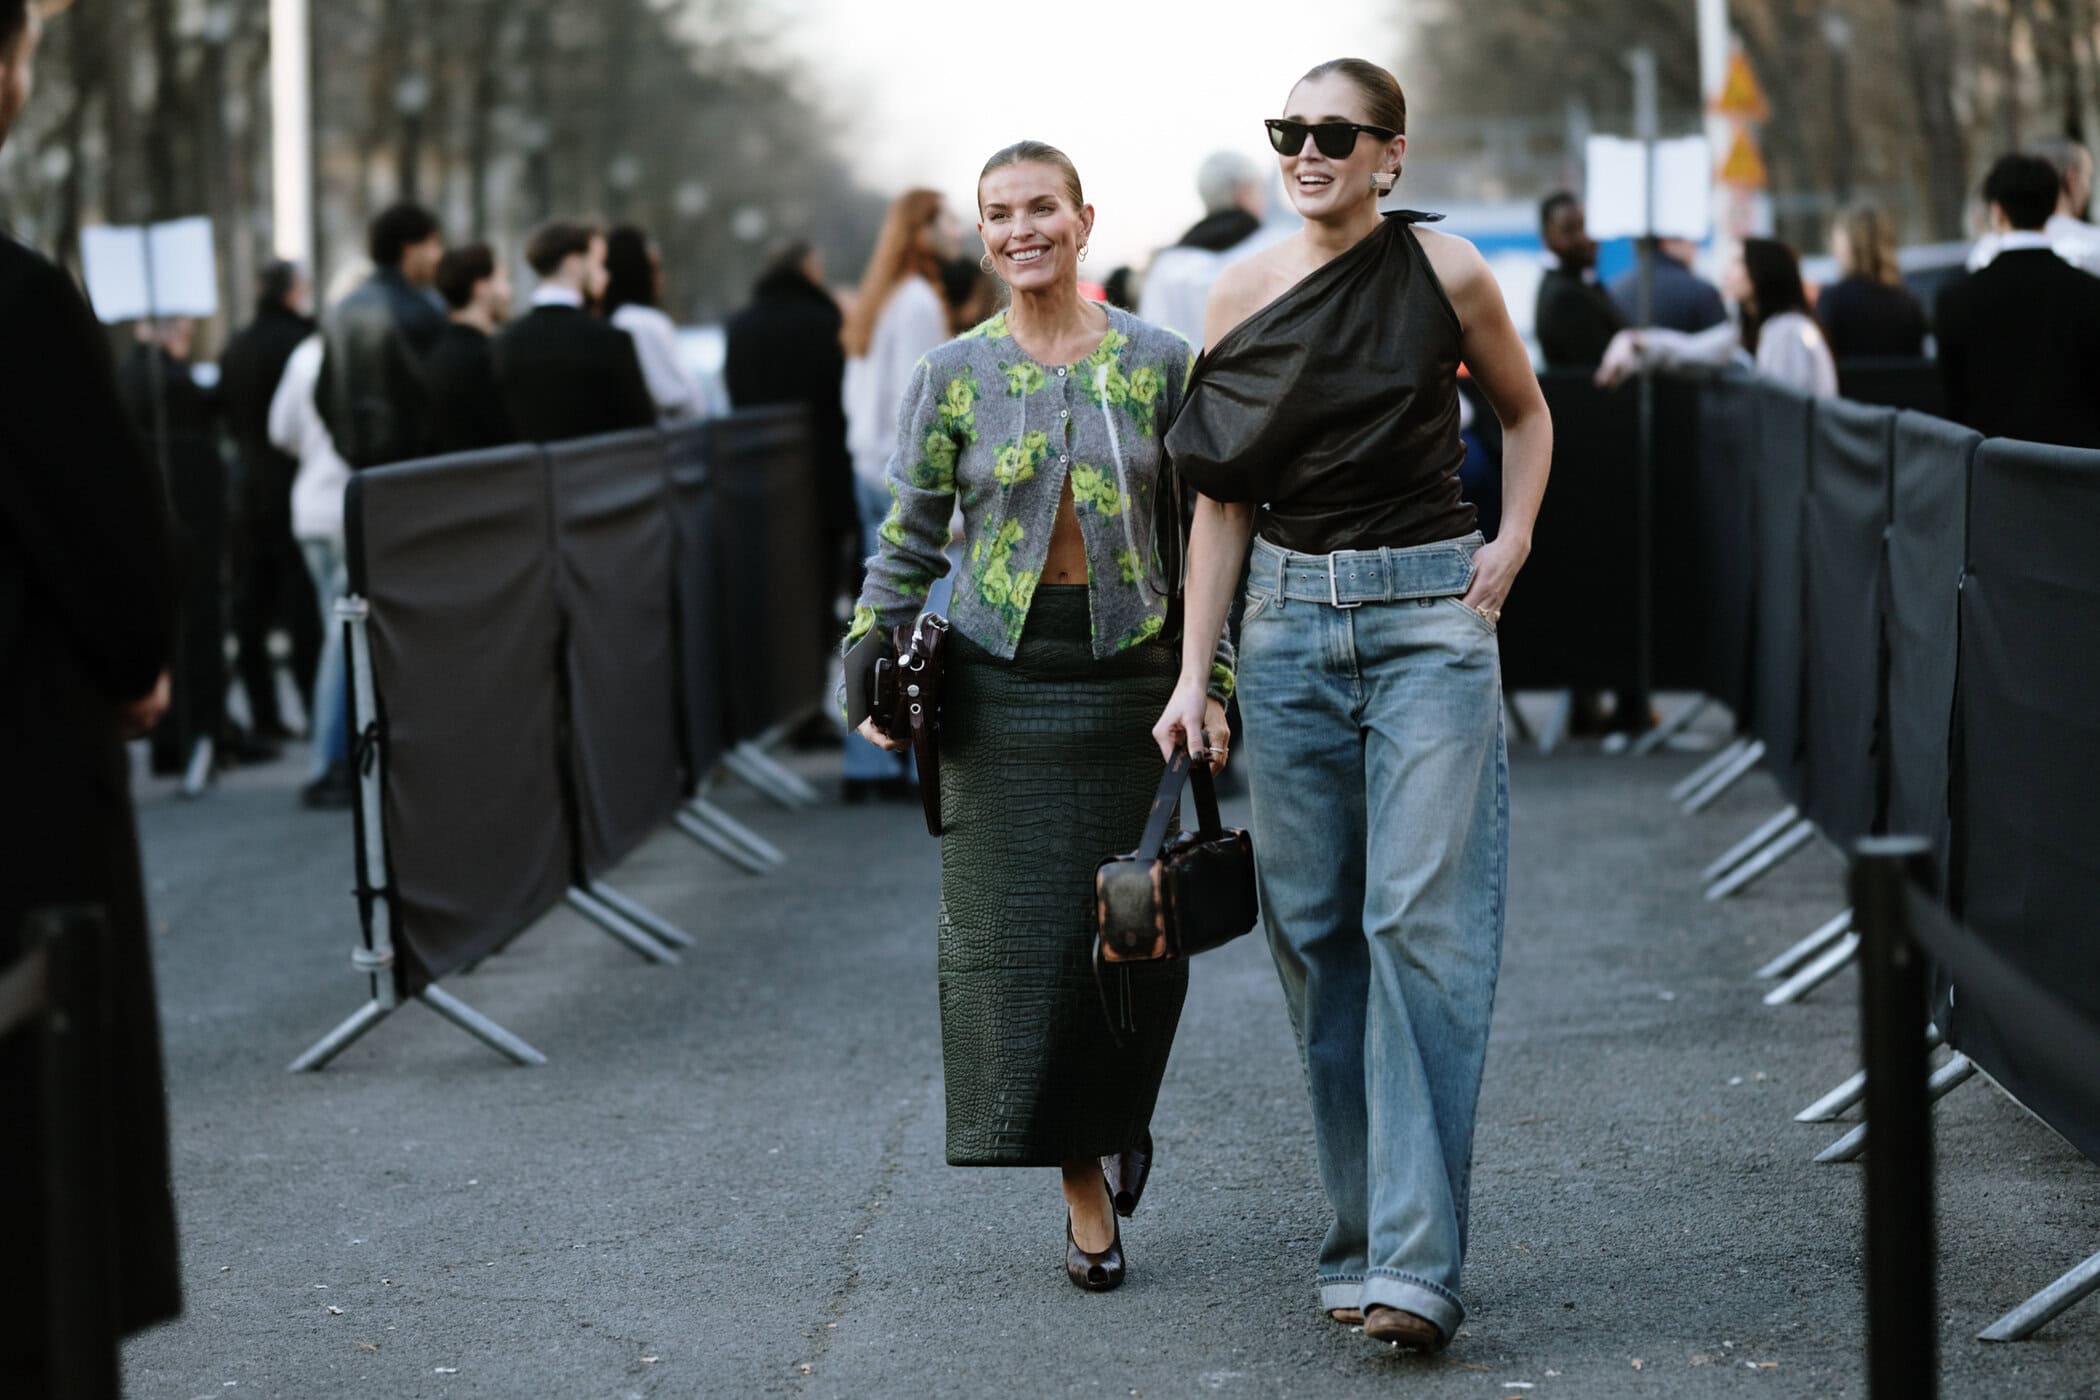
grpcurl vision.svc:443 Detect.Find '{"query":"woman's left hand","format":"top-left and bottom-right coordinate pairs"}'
top-left (1461, 533), bottom-right (1531, 627)
top-left (1151, 681), bottom-right (1233, 775)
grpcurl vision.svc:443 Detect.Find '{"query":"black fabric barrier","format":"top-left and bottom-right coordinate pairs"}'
top-left (1884, 412), bottom-right (1978, 862)
top-left (1747, 383), bottom-right (1816, 805)
top-left (547, 430), bottom-right (685, 879)
top-left (346, 446), bottom-right (570, 993)
top-left (708, 406), bottom-right (824, 740)
top-left (1691, 374), bottom-right (1762, 720)
top-left (1800, 397), bottom-right (1895, 847)
top-left (1835, 359), bottom-right (1943, 418)
top-left (1496, 373), bottom-right (1640, 690)
top-left (1951, 437), bottom-right (2100, 1158)
top-left (1649, 376), bottom-right (1710, 692)
top-left (665, 422), bottom-right (729, 786)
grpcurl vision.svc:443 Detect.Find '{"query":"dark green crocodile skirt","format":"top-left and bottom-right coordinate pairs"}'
top-left (937, 584), bottom-right (1188, 1167)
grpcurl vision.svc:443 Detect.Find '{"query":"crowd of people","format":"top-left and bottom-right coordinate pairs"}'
top-left (118, 206), bottom-right (711, 806)
top-left (1529, 137), bottom-right (2100, 452)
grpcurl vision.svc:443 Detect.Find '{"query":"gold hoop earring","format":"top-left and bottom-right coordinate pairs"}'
top-left (980, 252), bottom-right (994, 273)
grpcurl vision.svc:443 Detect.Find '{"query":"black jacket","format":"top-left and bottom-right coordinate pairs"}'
top-left (724, 271), bottom-right (850, 524)
top-left (315, 268), bottom-right (446, 468)
top-left (1816, 275), bottom-right (1928, 360)
top-left (218, 302), bottom-right (313, 518)
top-left (1936, 249), bottom-right (2100, 449)
top-left (0, 234), bottom-right (182, 1376)
top-left (1536, 266), bottom-right (1626, 369)
top-left (423, 322), bottom-right (518, 457)
top-left (491, 302), bottom-right (657, 444)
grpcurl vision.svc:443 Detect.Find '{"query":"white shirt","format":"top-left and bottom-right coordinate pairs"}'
top-left (1966, 217), bottom-right (2100, 277)
top-left (1137, 222), bottom-right (1290, 348)
top-left (531, 283), bottom-right (586, 309)
top-left (268, 334), bottom-right (353, 546)
top-left (611, 302), bottom-right (707, 422)
top-left (843, 275), bottom-right (949, 488)
top-left (1612, 309), bottom-right (1837, 399)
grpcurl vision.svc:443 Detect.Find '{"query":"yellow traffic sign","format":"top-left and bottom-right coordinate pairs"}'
top-left (1712, 49), bottom-right (1770, 123)
top-left (1718, 128), bottom-right (1770, 188)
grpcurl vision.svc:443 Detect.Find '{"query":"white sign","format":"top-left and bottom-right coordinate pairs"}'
top-left (80, 217), bottom-right (219, 323)
top-left (1584, 137), bottom-right (1713, 242)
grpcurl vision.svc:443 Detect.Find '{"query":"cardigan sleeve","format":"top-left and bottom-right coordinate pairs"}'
top-left (843, 356), bottom-right (957, 655)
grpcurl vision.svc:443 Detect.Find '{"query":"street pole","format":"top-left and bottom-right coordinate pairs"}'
top-left (1697, 0), bottom-right (1734, 242)
top-left (268, 0), bottom-right (313, 267)
top-left (1629, 45), bottom-right (1659, 733)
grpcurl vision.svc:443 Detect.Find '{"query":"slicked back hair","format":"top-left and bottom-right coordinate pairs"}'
top-left (1294, 57), bottom-right (1407, 135)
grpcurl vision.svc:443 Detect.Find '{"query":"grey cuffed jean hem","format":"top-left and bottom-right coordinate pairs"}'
top-left (1318, 1271), bottom-right (1464, 1342)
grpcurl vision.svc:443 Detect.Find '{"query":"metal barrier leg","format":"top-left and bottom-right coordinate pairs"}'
top-left (1704, 818), bottom-right (1817, 901)
top-left (678, 798), bottom-right (785, 869)
top-left (565, 885), bottom-right (679, 963)
top-left (1632, 695), bottom-right (1709, 756)
top-left (1979, 1250), bottom-right (2100, 1343)
top-left (1534, 691), bottom-right (1573, 756)
top-left (580, 880), bottom-right (695, 950)
top-left (1816, 1053), bottom-right (1976, 1164)
top-left (293, 595), bottom-right (544, 1069)
top-left (1757, 908), bottom-right (1856, 980)
top-left (1704, 805), bottom-right (1803, 883)
top-left (722, 742), bottom-right (820, 809)
top-left (675, 809), bottom-right (772, 874)
top-left (1796, 1025), bottom-right (1944, 1123)
top-left (1763, 932), bottom-right (1861, 1006)
top-left (180, 734), bottom-right (215, 799)
top-left (418, 985), bottom-right (548, 1065)
top-left (1673, 736), bottom-right (1751, 804)
top-left (1684, 738), bottom-right (1767, 813)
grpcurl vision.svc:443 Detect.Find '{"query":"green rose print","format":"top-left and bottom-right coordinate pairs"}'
top-left (909, 429), bottom-right (958, 491)
top-left (959, 310), bottom-right (1009, 342)
top-left (1002, 360), bottom-right (1048, 397)
top-left (1115, 611), bottom-right (1165, 650)
top-left (994, 429), bottom-right (1050, 487)
top-left (844, 604), bottom-right (877, 649)
top-left (976, 517), bottom-right (1026, 607)
top-left (1209, 660), bottom-right (1237, 702)
top-left (1114, 548), bottom-right (1143, 585)
top-left (876, 484), bottom-right (908, 548)
top-left (1068, 464), bottom-right (1124, 517)
top-left (937, 368), bottom-right (980, 444)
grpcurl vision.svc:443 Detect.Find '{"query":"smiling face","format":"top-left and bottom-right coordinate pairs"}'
top-left (977, 163), bottom-right (1094, 295)
top-left (1277, 71), bottom-right (1405, 223)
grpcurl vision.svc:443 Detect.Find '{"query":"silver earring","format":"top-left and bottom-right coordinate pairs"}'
top-left (1079, 245), bottom-right (1090, 263)
top-left (980, 252), bottom-right (994, 273)
top-left (1371, 171), bottom-right (1397, 196)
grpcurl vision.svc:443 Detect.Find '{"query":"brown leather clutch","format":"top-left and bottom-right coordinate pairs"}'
top-left (1094, 747), bottom-right (1258, 965)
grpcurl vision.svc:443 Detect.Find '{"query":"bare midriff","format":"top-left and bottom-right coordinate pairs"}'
top-left (1044, 476), bottom-right (1089, 585)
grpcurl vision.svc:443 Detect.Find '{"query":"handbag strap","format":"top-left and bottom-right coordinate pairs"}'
top-left (1133, 746), bottom-right (1223, 861)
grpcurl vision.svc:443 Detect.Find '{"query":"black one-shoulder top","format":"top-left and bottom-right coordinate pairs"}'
top-left (1164, 211), bottom-right (1477, 554)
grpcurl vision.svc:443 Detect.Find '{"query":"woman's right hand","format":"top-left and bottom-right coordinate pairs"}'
top-left (1151, 675), bottom-right (1213, 766)
top-left (857, 717), bottom-right (903, 752)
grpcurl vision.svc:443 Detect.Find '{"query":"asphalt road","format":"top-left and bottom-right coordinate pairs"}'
top-left (118, 716), bottom-right (2100, 1399)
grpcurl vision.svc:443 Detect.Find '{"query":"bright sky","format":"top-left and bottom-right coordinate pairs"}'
top-left (767, 0), bottom-right (1405, 271)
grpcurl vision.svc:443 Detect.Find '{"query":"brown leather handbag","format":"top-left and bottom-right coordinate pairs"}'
top-left (1094, 746), bottom-right (1259, 966)
top-left (872, 612), bottom-right (949, 836)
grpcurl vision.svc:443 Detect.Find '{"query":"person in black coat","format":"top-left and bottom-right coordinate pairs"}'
top-left (1608, 237), bottom-right (1728, 334)
top-left (119, 318), bottom-right (228, 780)
top-left (315, 202), bottom-right (447, 469)
top-left (423, 242), bottom-right (519, 456)
top-left (1535, 191), bottom-right (1626, 369)
top-left (1816, 204), bottom-right (1928, 359)
top-left (492, 221), bottom-right (656, 443)
top-left (1937, 155), bottom-right (2100, 449)
top-left (219, 261), bottom-right (320, 740)
top-left (725, 241), bottom-right (853, 616)
top-left (0, 2), bottom-right (183, 1384)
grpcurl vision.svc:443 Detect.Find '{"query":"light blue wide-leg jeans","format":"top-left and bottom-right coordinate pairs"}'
top-left (1236, 539), bottom-right (1508, 1342)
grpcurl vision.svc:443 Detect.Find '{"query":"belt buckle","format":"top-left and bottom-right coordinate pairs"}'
top-left (1328, 552), bottom-right (1362, 610)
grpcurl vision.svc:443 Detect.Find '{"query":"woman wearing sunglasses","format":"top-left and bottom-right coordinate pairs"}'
top-left (845, 140), bottom-right (1234, 1293)
top-left (1155, 58), bottom-right (1551, 1350)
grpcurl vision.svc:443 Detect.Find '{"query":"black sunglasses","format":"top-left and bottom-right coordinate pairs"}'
top-left (1265, 119), bottom-right (1398, 159)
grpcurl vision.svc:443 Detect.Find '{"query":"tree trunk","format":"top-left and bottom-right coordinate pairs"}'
top-left (1896, 0), bottom-right (1971, 237)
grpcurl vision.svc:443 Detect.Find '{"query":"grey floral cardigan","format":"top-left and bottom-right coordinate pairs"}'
top-left (844, 305), bottom-right (1234, 702)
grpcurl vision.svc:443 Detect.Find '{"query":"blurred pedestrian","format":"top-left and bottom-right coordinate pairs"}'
top-left (219, 260), bottom-right (321, 744)
top-left (1608, 237), bottom-right (1726, 333)
top-left (1937, 154), bottom-right (2100, 448)
top-left (493, 221), bottom-right (657, 443)
top-left (1535, 190), bottom-right (1624, 369)
top-left (840, 188), bottom-right (960, 799)
top-left (845, 139), bottom-right (1223, 1293)
top-left (423, 242), bottom-right (519, 456)
top-left (1161, 58), bottom-right (1549, 1349)
top-left (724, 240), bottom-right (855, 705)
top-left (1969, 136), bottom-right (2100, 277)
top-left (119, 317), bottom-right (228, 782)
top-left (0, 1), bottom-right (182, 1383)
top-left (939, 252), bottom-right (1002, 334)
top-left (269, 261), bottom-right (370, 809)
top-left (1816, 205), bottom-right (1927, 359)
top-left (1596, 238), bottom-right (1836, 398)
top-left (604, 225), bottom-right (707, 422)
top-left (315, 202), bottom-right (445, 469)
top-left (1138, 150), bottom-right (1271, 346)
top-left (1101, 265), bottom-right (1139, 311)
